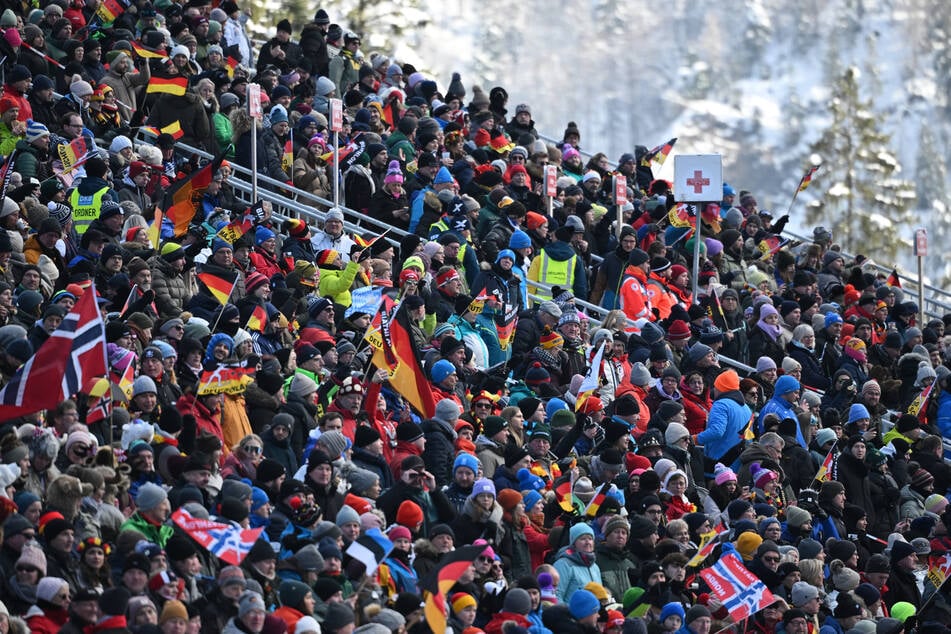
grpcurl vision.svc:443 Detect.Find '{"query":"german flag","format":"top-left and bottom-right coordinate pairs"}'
top-left (643, 137), bottom-right (677, 165)
top-left (420, 545), bottom-right (489, 634)
top-left (118, 361), bottom-right (135, 399)
top-left (887, 268), bottom-right (902, 288)
top-left (131, 40), bottom-right (168, 59)
top-left (225, 56), bottom-right (239, 79)
top-left (554, 475), bottom-right (574, 513)
top-left (147, 76), bottom-right (188, 96)
top-left (365, 296), bottom-right (437, 419)
top-left (146, 209), bottom-right (163, 249)
top-left (797, 165), bottom-right (819, 192)
top-left (281, 138), bottom-right (293, 174)
top-left (216, 218), bottom-right (252, 244)
top-left (58, 137), bottom-right (91, 172)
top-left (197, 270), bottom-right (238, 305)
top-left (163, 153), bottom-right (224, 236)
top-left (583, 482), bottom-right (609, 517)
top-left (161, 121), bottom-right (184, 140)
top-left (245, 305), bottom-right (267, 332)
top-left (95, 0), bottom-right (125, 23)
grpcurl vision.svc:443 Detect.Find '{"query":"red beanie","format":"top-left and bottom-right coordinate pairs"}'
top-left (396, 500), bottom-right (424, 528)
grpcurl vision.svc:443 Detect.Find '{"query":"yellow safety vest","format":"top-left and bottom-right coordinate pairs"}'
top-left (69, 187), bottom-right (109, 236)
top-left (531, 251), bottom-right (576, 301)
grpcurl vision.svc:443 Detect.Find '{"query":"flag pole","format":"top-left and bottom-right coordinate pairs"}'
top-left (209, 280), bottom-right (237, 333)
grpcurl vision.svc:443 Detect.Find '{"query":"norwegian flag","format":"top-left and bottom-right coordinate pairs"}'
top-left (0, 289), bottom-right (106, 418)
top-left (171, 508), bottom-right (264, 565)
top-left (700, 552), bottom-right (776, 621)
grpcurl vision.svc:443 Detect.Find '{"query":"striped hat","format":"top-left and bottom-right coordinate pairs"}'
top-left (25, 120), bottom-right (49, 143)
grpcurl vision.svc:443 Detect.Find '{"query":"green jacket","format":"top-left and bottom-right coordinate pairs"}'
top-left (318, 260), bottom-right (361, 307)
top-left (212, 112), bottom-right (234, 158)
top-left (12, 139), bottom-right (44, 181)
top-left (120, 512), bottom-right (174, 547)
top-left (596, 543), bottom-right (637, 601)
top-left (385, 131), bottom-right (415, 162)
top-left (476, 200), bottom-right (502, 242)
top-left (0, 122), bottom-right (20, 157)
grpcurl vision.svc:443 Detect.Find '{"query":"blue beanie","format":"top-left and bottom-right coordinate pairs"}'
top-left (14, 491), bottom-right (39, 514)
top-left (496, 249), bottom-right (515, 264)
top-left (251, 487), bottom-right (269, 511)
top-left (453, 452), bottom-right (479, 475)
top-left (825, 312), bottom-right (843, 327)
top-left (568, 590), bottom-right (600, 619)
top-left (660, 602), bottom-right (686, 623)
top-left (509, 230), bottom-right (531, 250)
top-left (774, 374), bottom-right (800, 396)
top-left (722, 182), bottom-right (736, 198)
top-left (255, 225), bottom-right (276, 246)
top-left (546, 398), bottom-right (569, 419)
top-left (517, 468), bottom-right (545, 492)
top-left (430, 359), bottom-right (456, 384)
top-left (569, 522), bottom-right (594, 545)
top-left (848, 403), bottom-right (870, 424)
top-left (523, 490), bottom-right (543, 512)
top-left (434, 166), bottom-right (453, 184)
top-left (212, 237), bottom-right (232, 253)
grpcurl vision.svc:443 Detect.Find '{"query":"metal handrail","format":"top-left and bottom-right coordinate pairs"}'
top-left (782, 228), bottom-right (951, 320)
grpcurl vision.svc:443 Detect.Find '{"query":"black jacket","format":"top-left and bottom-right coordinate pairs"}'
top-left (421, 417), bottom-right (457, 488)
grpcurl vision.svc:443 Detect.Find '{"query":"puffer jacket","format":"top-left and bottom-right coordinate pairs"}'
top-left (149, 255), bottom-right (193, 319)
top-left (899, 484), bottom-right (926, 519)
top-left (552, 545), bottom-right (603, 602)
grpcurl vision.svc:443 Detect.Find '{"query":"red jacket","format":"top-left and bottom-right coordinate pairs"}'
top-left (176, 393), bottom-right (225, 449)
top-left (26, 607), bottom-right (69, 634)
top-left (389, 440), bottom-right (422, 481)
top-left (485, 612), bottom-right (532, 634)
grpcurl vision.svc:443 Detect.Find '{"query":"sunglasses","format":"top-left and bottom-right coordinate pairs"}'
top-left (244, 445), bottom-right (262, 454)
top-left (763, 556), bottom-right (781, 563)
top-left (478, 556), bottom-right (493, 563)
top-left (16, 566), bottom-right (37, 573)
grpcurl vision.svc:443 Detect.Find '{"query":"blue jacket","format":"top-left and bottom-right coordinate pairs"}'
top-left (758, 395), bottom-right (805, 446)
top-left (698, 392), bottom-right (752, 473)
top-left (936, 389), bottom-right (951, 440)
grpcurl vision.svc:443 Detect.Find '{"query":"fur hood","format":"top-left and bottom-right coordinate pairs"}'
top-left (47, 474), bottom-right (93, 520)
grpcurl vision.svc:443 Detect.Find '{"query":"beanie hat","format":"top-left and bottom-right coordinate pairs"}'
top-left (335, 505), bottom-right (360, 528)
top-left (451, 593), bottom-right (477, 614)
top-left (735, 532), bottom-right (763, 560)
top-left (135, 482), bottom-right (168, 512)
top-left (891, 540), bottom-right (916, 563)
top-left (750, 462), bottom-right (778, 489)
top-left (832, 561), bottom-right (861, 592)
top-left (798, 538), bottom-right (823, 560)
top-left (714, 463), bottom-right (737, 485)
top-left (387, 525), bottom-right (411, 542)
top-left (396, 500), bottom-right (424, 527)
top-left (16, 544), bottom-right (46, 575)
top-left (503, 588), bottom-right (532, 615)
top-left (523, 490), bottom-right (543, 513)
top-left (471, 478), bottom-right (496, 499)
top-left (629, 515), bottom-right (657, 539)
top-left (430, 359), bottom-right (456, 384)
top-left (569, 522), bottom-right (595, 545)
top-left (289, 373), bottom-right (318, 398)
top-left (686, 605), bottom-right (712, 625)
top-left (790, 581), bottom-right (819, 607)
top-left (660, 603), bottom-right (686, 624)
top-left (25, 120), bottom-right (50, 143)
top-left (714, 370), bottom-right (740, 393)
top-left (568, 590), bottom-right (600, 619)
top-left (604, 516), bottom-right (630, 538)
top-left (160, 600), bottom-right (188, 624)
top-left (911, 465), bottom-right (936, 491)
top-left (785, 505), bottom-right (812, 529)
top-left (664, 422), bottom-right (690, 447)
top-left (238, 591), bottom-right (266, 617)
top-left (279, 580), bottom-right (313, 610)
top-left (755, 356), bottom-right (778, 372)
top-left (395, 422), bottom-right (424, 442)
top-left (453, 453), bottom-right (479, 475)
top-left (37, 577), bottom-right (68, 603)
top-left (834, 596), bottom-right (863, 620)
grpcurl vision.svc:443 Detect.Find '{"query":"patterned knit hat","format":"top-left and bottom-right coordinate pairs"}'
top-left (539, 327), bottom-right (564, 350)
top-left (25, 120), bottom-right (49, 143)
top-left (316, 249), bottom-right (338, 267)
top-left (714, 463), bottom-right (737, 485)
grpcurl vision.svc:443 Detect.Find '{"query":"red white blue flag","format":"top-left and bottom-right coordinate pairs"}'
top-left (172, 508), bottom-right (264, 565)
top-left (699, 552), bottom-right (776, 621)
top-left (0, 289), bottom-right (106, 418)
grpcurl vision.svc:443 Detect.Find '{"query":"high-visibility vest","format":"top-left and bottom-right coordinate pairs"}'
top-left (69, 187), bottom-right (109, 236)
top-left (531, 251), bottom-right (576, 300)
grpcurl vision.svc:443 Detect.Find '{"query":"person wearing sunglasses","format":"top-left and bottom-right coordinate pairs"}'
top-left (60, 430), bottom-right (98, 470)
top-left (222, 434), bottom-right (265, 480)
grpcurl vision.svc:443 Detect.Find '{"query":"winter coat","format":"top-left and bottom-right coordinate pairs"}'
top-left (475, 435), bottom-right (506, 479)
top-left (748, 326), bottom-right (785, 368)
top-left (527, 239), bottom-right (588, 300)
top-left (595, 543), bottom-right (636, 601)
top-left (99, 58), bottom-right (149, 121)
top-left (177, 393), bottom-right (225, 445)
top-left (245, 381), bottom-right (281, 433)
top-left (899, 484), bottom-right (926, 519)
top-left (377, 480), bottom-right (456, 532)
top-left (260, 424), bottom-right (297, 478)
top-left (697, 391), bottom-right (752, 474)
top-left (259, 127), bottom-right (289, 182)
top-left (149, 255), bottom-right (193, 319)
top-left (552, 546), bottom-right (602, 602)
top-left (12, 139), bottom-right (50, 182)
top-left (351, 447), bottom-right (394, 491)
top-left (787, 342), bottom-right (832, 390)
top-left (422, 416), bottom-right (457, 488)
top-left (450, 497), bottom-right (504, 548)
top-left (318, 261), bottom-right (361, 308)
top-left (151, 92), bottom-right (210, 150)
top-left (833, 451), bottom-right (876, 529)
top-left (883, 565), bottom-right (921, 606)
top-left (119, 511), bottom-right (174, 546)
top-left (279, 392), bottom-right (318, 460)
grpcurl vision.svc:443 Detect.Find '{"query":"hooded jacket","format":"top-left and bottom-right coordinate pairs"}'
top-left (552, 545), bottom-right (602, 602)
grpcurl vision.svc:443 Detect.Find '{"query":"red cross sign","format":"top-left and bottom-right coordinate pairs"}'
top-left (674, 154), bottom-right (722, 202)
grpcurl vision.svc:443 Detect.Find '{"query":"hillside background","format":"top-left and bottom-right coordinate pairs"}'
top-left (250, 0), bottom-right (951, 284)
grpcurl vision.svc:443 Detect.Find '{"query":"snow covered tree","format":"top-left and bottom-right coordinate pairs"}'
top-left (806, 66), bottom-right (916, 263)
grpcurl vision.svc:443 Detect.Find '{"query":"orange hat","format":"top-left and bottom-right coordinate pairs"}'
top-left (396, 500), bottom-right (424, 528)
top-left (714, 370), bottom-right (740, 393)
top-left (606, 610), bottom-right (625, 629)
top-left (343, 493), bottom-right (372, 515)
top-left (539, 328), bottom-right (564, 350)
top-left (525, 212), bottom-right (548, 231)
top-left (580, 396), bottom-right (604, 414)
top-left (496, 489), bottom-right (522, 512)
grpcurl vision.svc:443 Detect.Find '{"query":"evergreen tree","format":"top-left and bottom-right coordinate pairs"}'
top-left (806, 66), bottom-right (916, 263)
